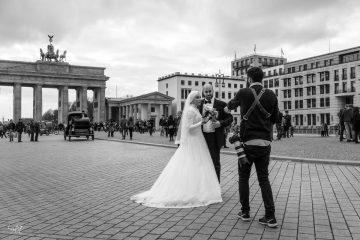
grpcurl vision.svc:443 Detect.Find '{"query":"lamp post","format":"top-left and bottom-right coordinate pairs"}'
top-left (214, 73), bottom-right (225, 99)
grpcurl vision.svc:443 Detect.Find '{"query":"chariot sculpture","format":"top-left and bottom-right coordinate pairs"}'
top-left (39, 35), bottom-right (67, 62)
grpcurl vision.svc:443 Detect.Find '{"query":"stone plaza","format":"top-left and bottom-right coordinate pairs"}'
top-left (1, 134), bottom-right (360, 240)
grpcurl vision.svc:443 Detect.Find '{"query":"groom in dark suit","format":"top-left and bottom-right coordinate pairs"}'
top-left (200, 84), bottom-right (233, 182)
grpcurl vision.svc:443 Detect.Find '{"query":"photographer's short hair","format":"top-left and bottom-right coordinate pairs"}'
top-left (247, 67), bottom-right (264, 82)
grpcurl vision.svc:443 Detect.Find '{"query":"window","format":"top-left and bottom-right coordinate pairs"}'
top-left (316, 62), bottom-right (320, 68)
top-left (307, 99), bottom-right (311, 108)
top-left (295, 100), bottom-right (298, 109)
top-left (166, 91), bottom-right (168, 96)
top-left (325, 84), bottom-right (330, 94)
top-left (195, 81), bottom-right (199, 86)
top-left (351, 67), bottom-right (356, 79)
top-left (312, 86), bottom-right (316, 95)
top-left (307, 74), bottom-right (315, 83)
top-left (312, 114), bottom-right (316, 125)
top-left (228, 83), bottom-right (232, 88)
top-left (342, 82), bottom-right (347, 92)
top-left (188, 81), bottom-right (192, 86)
top-left (275, 89), bottom-right (278, 96)
top-left (264, 81), bottom-right (268, 88)
top-left (340, 52), bottom-right (359, 63)
top-left (240, 84), bottom-right (243, 88)
top-left (284, 90), bottom-right (287, 98)
top-left (312, 99), bottom-right (316, 108)
top-left (292, 67), bottom-right (295, 73)
top-left (181, 80), bottom-right (185, 85)
top-left (228, 92), bottom-right (232, 99)
top-left (269, 80), bottom-right (274, 88)
top-left (151, 107), bottom-right (155, 112)
top-left (325, 72), bottom-right (329, 81)
top-left (222, 92), bottom-right (225, 99)
top-left (166, 83), bottom-right (168, 88)
top-left (181, 88), bottom-right (192, 99)
top-left (300, 100), bottom-right (303, 109)
top-left (325, 97), bottom-right (330, 107)
top-left (320, 85), bottom-right (324, 94)
top-left (181, 101), bottom-right (185, 110)
top-left (274, 78), bottom-right (279, 87)
top-left (320, 98), bottom-right (325, 107)
top-left (320, 72), bottom-right (325, 82)
top-left (342, 68), bottom-right (347, 80)
top-left (234, 84), bottom-right (238, 88)
top-left (334, 70), bottom-right (339, 81)
top-left (334, 83), bottom-right (339, 94)
top-left (304, 64), bottom-right (307, 70)
top-left (307, 114), bottom-right (312, 125)
top-left (351, 81), bottom-right (356, 92)
top-left (215, 92), bottom-right (219, 98)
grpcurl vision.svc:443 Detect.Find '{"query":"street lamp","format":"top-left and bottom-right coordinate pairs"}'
top-left (214, 73), bottom-right (225, 99)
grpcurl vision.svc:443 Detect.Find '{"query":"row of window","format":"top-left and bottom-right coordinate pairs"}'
top-left (294, 113), bottom-right (331, 126)
top-left (233, 58), bottom-right (284, 68)
top-left (282, 67), bottom-right (356, 87)
top-left (286, 52), bottom-right (359, 74)
top-left (178, 80), bottom-right (244, 89)
top-left (283, 98), bottom-right (330, 110)
top-left (263, 78), bottom-right (279, 88)
top-left (180, 88), bottom-right (244, 102)
top-left (282, 82), bottom-right (356, 97)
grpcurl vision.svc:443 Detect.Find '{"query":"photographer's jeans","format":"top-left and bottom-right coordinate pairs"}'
top-left (238, 144), bottom-right (275, 218)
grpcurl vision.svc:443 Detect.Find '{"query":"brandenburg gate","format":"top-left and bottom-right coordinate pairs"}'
top-left (0, 36), bottom-right (108, 123)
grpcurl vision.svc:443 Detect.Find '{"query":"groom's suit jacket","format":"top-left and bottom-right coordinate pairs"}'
top-left (199, 98), bottom-right (233, 148)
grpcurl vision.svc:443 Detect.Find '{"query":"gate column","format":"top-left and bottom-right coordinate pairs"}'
top-left (13, 83), bottom-right (22, 122)
top-left (33, 85), bottom-right (42, 121)
top-left (58, 86), bottom-right (69, 124)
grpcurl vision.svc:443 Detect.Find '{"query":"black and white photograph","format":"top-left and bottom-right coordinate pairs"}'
top-left (1, 0), bottom-right (360, 239)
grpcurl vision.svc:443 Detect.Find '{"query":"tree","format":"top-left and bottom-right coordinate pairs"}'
top-left (42, 109), bottom-right (58, 122)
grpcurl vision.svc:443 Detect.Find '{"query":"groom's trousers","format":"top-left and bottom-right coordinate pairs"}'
top-left (239, 145), bottom-right (275, 218)
top-left (203, 132), bottom-right (221, 182)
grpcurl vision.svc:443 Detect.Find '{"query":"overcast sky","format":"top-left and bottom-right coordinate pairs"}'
top-left (0, 0), bottom-right (359, 120)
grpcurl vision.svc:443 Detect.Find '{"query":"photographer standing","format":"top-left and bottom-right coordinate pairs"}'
top-left (226, 66), bottom-right (279, 227)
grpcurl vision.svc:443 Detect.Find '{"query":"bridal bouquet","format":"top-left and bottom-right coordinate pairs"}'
top-left (202, 105), bottom-right (218, 122)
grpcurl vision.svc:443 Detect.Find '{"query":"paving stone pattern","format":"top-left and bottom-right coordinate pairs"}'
top-left (0, 136), bottom-right (360, 239)
top-left (95, 131), bottom-right (360, 161)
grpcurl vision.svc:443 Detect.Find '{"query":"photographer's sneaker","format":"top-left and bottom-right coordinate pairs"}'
top-left (238, 212), bottom-right (251, 222)
top-left (259, 216), bottom-right (278, 228)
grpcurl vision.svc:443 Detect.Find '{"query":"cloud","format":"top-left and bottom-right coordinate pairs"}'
top-left (1, 0), bottom-right (360, 119)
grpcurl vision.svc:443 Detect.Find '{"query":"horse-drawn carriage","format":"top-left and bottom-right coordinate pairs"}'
top-left (64, 111), bottom-right (94, 141)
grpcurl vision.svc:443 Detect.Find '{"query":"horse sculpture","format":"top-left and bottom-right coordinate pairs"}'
top-left (45, 49), bottom-right (59, 62)
top-left (40, 48), bottom-right (45, 61)
top-left (59, 50), bottom-right (67, 62)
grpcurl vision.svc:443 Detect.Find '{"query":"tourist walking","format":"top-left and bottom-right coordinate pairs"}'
top-left (34, 121), bottom-right (40, 141)
top-left (120, 116), bottom-right (127, 139)
top-left (8, 120), bottom-right (15, 142)
top-left (15, 119), bottom-right (25, 142)
top-left (127, 117), bottom-right (134, 140)
top-left (343, 105), bottom-right (354, 142)
top-left (167, 115), bottom-right (175, 141)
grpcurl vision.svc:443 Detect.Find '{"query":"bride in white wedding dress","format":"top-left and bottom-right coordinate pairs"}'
top-left (131, 91), bottom-right (222, 208)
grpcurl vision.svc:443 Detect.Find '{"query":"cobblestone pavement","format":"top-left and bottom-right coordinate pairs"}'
top-left (95, 131), bottom-right (360, 161)
top-left (1, 135), bottom-right (360, 239)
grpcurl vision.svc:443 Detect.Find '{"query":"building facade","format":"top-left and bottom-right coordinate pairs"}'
top-left (231, 53), bottom-right (287, 78)
top-left (157, 72), bottom-right (246, 124)
top-left (106, 92), bottom-right (174, 129)
top-left (273, 46), bottom-right (360, 127)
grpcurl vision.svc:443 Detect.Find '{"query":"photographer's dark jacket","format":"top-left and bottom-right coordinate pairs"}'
top-left (227, 83), bottom-right (279, 143)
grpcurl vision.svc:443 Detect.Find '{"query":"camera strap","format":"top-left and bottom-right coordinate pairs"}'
top-left (242, 88), bottom-right (271, 120)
